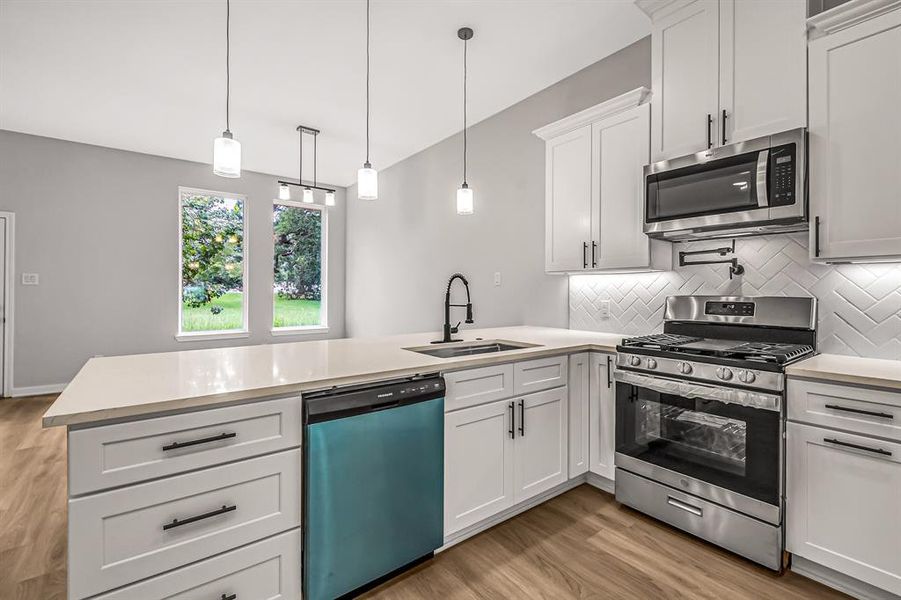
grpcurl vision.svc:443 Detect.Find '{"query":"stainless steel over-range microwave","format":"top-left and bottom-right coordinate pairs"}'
top-left (643, 128), bottom-right (807, 241)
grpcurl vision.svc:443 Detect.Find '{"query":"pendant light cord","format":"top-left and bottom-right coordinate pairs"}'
top-left (225, 0), bottom-right (230, 133)
top-left (365, 0), bottom-right (371, 165)
top-left (463, 36), bottom-right (467, 186)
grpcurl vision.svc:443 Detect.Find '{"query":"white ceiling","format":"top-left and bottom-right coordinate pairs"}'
top-left (0, 0), bottom-right (649, 186)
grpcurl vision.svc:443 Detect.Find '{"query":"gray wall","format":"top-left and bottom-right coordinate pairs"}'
top-left (345, 37), bottom-right (651, 338)
top-left (0, 130), bottom-right (346, 391)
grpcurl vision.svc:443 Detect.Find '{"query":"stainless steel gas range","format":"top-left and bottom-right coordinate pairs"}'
top-left (613, 295), bottom-right (817, 571)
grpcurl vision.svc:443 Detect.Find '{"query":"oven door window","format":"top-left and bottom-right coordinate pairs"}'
top-left (646, 150), bottom-right (764, 222)
top-left (615, 382), bottom-right (779, 506)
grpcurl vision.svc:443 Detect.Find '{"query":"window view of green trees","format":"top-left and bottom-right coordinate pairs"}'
top-left (273, 205), bottom-right (323, 328)
top-left (180, 192), bottom-right (245, 332)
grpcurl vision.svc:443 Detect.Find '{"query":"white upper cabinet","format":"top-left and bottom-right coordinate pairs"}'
top-left (544, 127), bottom-right (592, 272)
top-left (719, 0), bottom-right (807, 144)
top-left (649, 0), bottom-right (720, 160)
top-left (808, 2), bottom-right (901, 262)
top-left (534, 88), bottom-right (671, 274)
top-left (640, 0), bottom-right (807, 162)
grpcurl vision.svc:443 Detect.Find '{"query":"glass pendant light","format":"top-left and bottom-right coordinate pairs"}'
top-left (303, 187), bottom-right (314, 204)
top-left (278, 183), bottom-right (291, 200)
top-left (456, 27), bottom-right (474, 215)
top-left (213, 0), bottom-right (241, 178)
top-left (357, 0), bottom-right (378, 200)
top-left (325, 190), bottom-right (336, 206)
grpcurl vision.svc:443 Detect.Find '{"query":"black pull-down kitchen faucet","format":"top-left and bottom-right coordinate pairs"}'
top-left (433, 273), bottom-right (473, 344)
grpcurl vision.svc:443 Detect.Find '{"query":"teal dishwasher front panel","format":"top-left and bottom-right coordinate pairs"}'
top-left (304, 396), bottom-right (444, 600)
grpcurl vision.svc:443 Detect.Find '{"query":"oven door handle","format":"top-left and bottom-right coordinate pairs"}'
top-left (756, 150), bottom-right (769, 208)
top-left (614, 369), bottom-right (781, 412)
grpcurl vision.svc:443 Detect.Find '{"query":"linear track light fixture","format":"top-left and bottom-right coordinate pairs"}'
top-left (277, 125), bottom-right (337, 205)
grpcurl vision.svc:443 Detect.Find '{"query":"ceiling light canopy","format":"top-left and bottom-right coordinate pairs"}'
top-left (357, 0), bottom-right (378, 200)
top-left (213, 0), bottom-right (241, 178)
top-left (456, 26), bottom-right (474, 215)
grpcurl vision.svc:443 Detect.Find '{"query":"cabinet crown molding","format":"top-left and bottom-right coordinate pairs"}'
top-left (532, 87), bottom-right (651, 141)
top-left (807, 0), bottom-right (901, 38)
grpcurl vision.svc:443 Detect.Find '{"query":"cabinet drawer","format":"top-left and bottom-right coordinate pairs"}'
top-left (94, 529), bottom-right (301, 600)
top-left (68, 449), bottom-right (301, 599)
top-left (788, 379), bottom-right (901, 442)
top-left (444, 363), bottom-right (514, 411)
top-left (514, 355), bottom-right (568, 396)
top-left (68, 396), bottom-right (302, 495)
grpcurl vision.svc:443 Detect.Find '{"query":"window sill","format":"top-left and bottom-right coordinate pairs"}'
top-left (270, 326), bottom-right (329, 337)
top-left (175, 330), bottom-right (250, 342)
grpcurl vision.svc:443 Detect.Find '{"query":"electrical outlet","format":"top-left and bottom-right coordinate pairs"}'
top-left (494, 272), bottom-right (501, 286)
top-left (599, 299), bottom-right (611, 318)
top-left (21, 273), bottom-right (39, 286)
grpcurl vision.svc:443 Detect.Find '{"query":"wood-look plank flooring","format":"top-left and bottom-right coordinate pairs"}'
top-left (0, 395), bottom-right (848, 600)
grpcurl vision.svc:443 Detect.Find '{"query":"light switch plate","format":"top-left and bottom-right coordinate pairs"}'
top-left (21, 273), bottom-right (39, 285)
top-left (494, 272), bottom-right (501, 286)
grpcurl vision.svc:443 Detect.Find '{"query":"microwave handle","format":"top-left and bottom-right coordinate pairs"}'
top-left (756, 150), bottom-right (769, 208)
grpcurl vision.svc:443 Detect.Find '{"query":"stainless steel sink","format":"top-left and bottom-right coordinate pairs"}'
top-left (404, 339), bottom-right (540, 359)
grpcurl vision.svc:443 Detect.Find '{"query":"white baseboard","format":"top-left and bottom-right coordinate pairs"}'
top-left (440, 476), bottom-right (587, 551)
top-left (792, 556), bottom-right (901, 600)
top-left (10, 383), bottom-right (66, 397)
top-left (586, 471), bottom-right (615, 493)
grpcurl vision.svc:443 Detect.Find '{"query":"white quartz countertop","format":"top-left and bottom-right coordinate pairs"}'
top-left (787, 353), bottom-right (901, 392)
top-left (43, 326), bottom-right (623, 428)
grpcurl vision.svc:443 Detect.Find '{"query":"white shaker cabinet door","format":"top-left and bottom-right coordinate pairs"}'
top-left (591, 103), bottom-right (652, 270)
top-left (444, 398), bottom-right (515, 536)
top-left (650, 0), bottom-right (719, 161)
top-left (567, 353), bottom-right (591, 478)
top-left (545, 126), bottom-right (592, 272)
top-left (809, 8), bottom-right (901, 261)
top-left (513, 387), bottom-right (568, 504)
top-left (718, 0), bottom-right (806, 145)
top-left (589, 353), bottom-right (616, 481)
top-left (787, 422), bottom-right (901, 595)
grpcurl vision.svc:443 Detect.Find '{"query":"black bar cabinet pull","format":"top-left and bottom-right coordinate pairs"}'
top-left (814, 216), bottom-right (821, 257)
top-left (162, 432), bottom-right (237, 452)
top-left (706, 113), bottom-right (713, 149)
top-left (721, 109), bottom-right (727, 145)
top-left (606, 356), bottom-right (613, 389)
top-left (518, 400), bottom-right (525, 436)
top-left (824, 404), bottom-right (893, 419)
top-left (823, 438), bottom-right (892, 457)
top-left (220, 594), bottom-right (237, 600)
top-left (582, 242), bottom-right (588, 268)
top-left (163, 504), bottom-right (237, 531)
top-left (508, 402), bottom-right (515, 439)
top-left (591, 241), bottom-right (598, 268)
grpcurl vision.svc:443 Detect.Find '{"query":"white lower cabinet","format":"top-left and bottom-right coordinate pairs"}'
top-left (568, 353), bottom-right (591, 478)
top-left (787, 421), bottom-right (901, 595)
top-left (444, 369), bottom-right (569, 537)
top-left (94, 529), bottom-right (301, 600)
top-left (588, 353), bottom-right (616, 480)
top-left (444, 398), bottom-right (517, 535)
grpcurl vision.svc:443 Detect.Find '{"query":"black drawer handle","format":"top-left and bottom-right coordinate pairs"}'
top-left (163, 432), bottom-right (237, 452)
top-left (221, 594), bottom-right (237, 600)
top-left (606, 355), bottom-right (613, 389)
top-left (824, 404), bottom-right (893, 419)
top-left (508, 402), bottom-right (515, 439)
top-left (823, 438), bottom-right (892, 457)
top-left (163, 504), bottom-right (237, 531)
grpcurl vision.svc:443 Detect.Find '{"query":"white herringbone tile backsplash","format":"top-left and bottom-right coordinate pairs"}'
top-left (569, 233), bottom-right (901, 360)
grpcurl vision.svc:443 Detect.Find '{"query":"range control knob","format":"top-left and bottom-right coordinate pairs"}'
top-left (629, 355), bottom-right (642, 367)
top-left (738, 370), bottom-right (756, 384)
top-left (715, 367), bottom-right (733, 381)
top-left (646, 358), bottom-right (658, 369)
top-left (678, 362), bottom-right (693, 375)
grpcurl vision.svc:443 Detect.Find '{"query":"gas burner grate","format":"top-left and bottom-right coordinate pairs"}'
top-left (723, 342), bottom-right (814, 364)
top-left (621, 333), bottom-right (703, 349)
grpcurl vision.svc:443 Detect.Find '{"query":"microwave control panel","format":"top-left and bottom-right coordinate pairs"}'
top-left (769, 143), bottom-right (796, 206)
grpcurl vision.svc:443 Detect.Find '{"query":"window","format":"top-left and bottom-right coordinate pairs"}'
top-left (178, 187), bottom-right (248, 339)
top-left (272, 201), bottom-right (327, 332)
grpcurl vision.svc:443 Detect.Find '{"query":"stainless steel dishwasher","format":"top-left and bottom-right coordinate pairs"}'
top-left (303, 375), bottom-right (445, 600)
